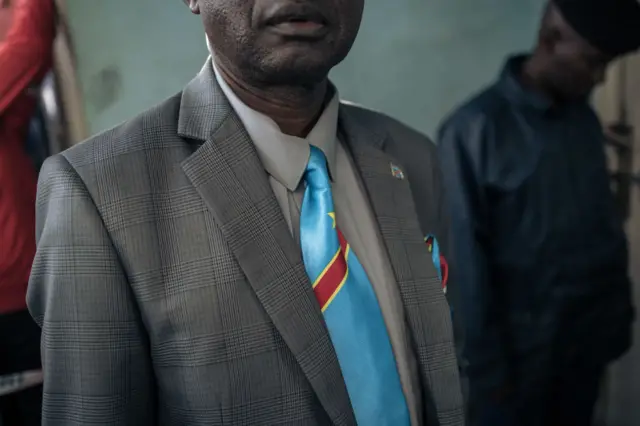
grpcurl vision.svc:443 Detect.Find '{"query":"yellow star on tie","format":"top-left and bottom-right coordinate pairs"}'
top-left (328, 212), bottom-right (337, 228)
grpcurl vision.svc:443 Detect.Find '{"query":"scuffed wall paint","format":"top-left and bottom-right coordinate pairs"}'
top-left (65, 0), bottom-right (207, 135)
top-left (86, 66), bottom-right (123, 113)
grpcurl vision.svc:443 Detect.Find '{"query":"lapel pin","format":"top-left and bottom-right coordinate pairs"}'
top-left (390, 163), bottom-right (405, 179)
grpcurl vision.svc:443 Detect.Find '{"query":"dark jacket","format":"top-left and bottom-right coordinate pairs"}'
top-left (437, 55), bottom-right (633, 390)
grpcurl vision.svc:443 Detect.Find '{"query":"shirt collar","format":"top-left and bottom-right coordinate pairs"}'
top-left (497, 54), bottom-right (554, 112)
top-left (212, 58), bottom-right (339, 191)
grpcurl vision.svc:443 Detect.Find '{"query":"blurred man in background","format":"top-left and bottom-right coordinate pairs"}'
top-left (438, 0), bottom-right (640, 425)
top-left (0, 0), bottom-right (55, 424)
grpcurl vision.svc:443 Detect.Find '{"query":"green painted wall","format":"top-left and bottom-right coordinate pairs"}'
top-left (65, 0), bottom-right (543, 138)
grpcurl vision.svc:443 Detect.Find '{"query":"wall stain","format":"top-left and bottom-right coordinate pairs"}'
top-left (87, 66), bottom-right (122, 113)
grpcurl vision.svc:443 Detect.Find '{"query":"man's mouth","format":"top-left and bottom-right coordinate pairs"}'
top-left (264, 7), bottom-right (330, 38)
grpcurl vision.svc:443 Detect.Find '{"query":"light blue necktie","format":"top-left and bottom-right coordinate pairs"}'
top-left (300, 146), bottom-right (410, 425)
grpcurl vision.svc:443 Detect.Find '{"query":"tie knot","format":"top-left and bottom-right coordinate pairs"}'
top-left (304, 146), bottom-right (331, 190)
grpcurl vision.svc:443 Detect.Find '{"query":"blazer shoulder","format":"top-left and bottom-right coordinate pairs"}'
top-left (58, 92), bottom-right (183, 171)
top-left (339, 101), bottom-right (444, 209)
top-left (340, 100), bottom-right (436, 157)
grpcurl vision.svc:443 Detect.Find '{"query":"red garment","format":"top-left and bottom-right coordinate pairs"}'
top-left (0, 7), bottom-right (15, 40)
top-left (0, 0), bottom-right (55, 314)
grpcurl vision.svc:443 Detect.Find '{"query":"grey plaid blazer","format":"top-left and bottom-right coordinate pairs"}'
top-left (28, 59), bottom-right (464, 425)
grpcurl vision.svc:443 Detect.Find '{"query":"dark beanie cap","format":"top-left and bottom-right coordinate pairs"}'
top-left (554, 0), bottom-right (640, 56)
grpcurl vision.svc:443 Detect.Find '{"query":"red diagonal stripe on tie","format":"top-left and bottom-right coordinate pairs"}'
top-left (314, 229), bottom-right (349, 311)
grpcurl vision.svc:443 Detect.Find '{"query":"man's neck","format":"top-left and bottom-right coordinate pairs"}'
top-left (215, 58), bottom-right (330, 138)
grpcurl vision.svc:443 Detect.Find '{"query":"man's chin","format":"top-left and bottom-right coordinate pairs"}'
top-left (257, 56), bottom-right (335, 86)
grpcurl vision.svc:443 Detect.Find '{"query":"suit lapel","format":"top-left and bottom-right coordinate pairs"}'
top-left (339, 106), bottom-right (461, 424)
top-left (338, 105), bottom-right (442, 286)
top-left (178, 59), bottom-right (355, 426)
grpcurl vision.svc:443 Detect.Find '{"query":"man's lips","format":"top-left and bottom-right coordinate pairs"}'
top-left (263, 6), bottom-right (329, 38)
top-left (264, 10), bottom-right (328, 27)
top-left (268, 20), bottom-right (327, 38)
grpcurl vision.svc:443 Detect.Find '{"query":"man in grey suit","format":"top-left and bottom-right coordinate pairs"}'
top-left (28, 0), bottom-right (463, 424)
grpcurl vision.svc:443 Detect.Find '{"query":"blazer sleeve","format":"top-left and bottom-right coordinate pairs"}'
top-left (27, 154), bottom-right (156, 425)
